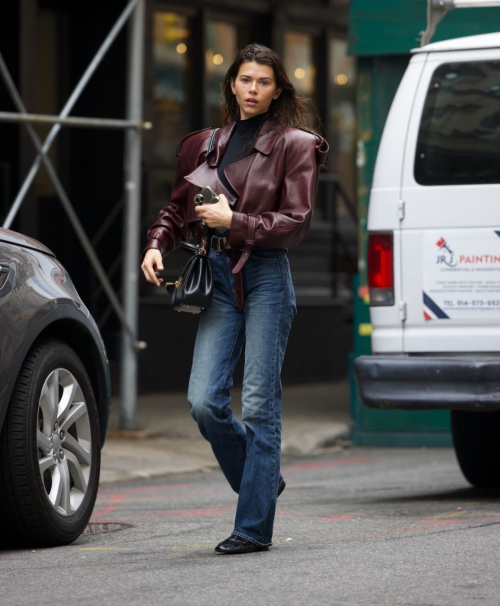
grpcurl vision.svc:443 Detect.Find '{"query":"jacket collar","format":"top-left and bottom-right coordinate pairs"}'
top-left (207, 118), bottom-right (282, 167)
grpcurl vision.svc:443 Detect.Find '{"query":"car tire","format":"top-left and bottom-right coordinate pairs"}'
top-left (0, 337), bottom-right (101, 548)
top-left (451, 410), bottom-right (500, 488)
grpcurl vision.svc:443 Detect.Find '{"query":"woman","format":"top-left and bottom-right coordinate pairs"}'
top-left (141, 44), bottom-right (328, 554)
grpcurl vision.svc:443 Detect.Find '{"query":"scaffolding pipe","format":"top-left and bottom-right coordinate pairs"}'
top-left (454, 0), bottom-right (500, 6)
top-left (0, 111), bottom-right (151, 130)
top-left (422, 0), bottom-right (500, 46)
top-left (0, 55), bottom-right (138, 344)
top-left (120, 0), bottom-right (145, 430)
top-left (2, 0), bottom-right (140, 230)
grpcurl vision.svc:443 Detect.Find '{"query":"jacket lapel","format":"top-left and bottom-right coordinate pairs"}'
top-left (252, 118), bottom-right (283, 155)
top-left (223, 120), bottom-right (281, 196)
top-left (223, 154), bottom-right (258, 198)
top-left (185, 118), bottom-right (282, 201)
top-left (184, 162), bottom-right (237, 205)
top-left (208, 118), bottom-right (282, 167)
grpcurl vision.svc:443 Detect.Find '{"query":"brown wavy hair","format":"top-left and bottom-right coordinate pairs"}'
top-left (221, 43), bottom-right (319, 131)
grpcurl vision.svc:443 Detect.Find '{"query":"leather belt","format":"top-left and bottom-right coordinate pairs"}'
top-left (231, 215), bottom-right (256, 274)
top-left (210, 217), bottom-right (257, 311)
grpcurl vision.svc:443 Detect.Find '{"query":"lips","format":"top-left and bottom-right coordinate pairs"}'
top-left (245, 99), bottom-right (258, 106)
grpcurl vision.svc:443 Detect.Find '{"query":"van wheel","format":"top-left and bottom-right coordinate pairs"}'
top-left (0, 338), bottom-right (100, 548)
top-left (451, 410), bottom-right (500, 488)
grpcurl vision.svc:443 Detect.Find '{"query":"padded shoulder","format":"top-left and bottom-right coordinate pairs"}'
top-left (301, 128), bottom-right (329, 165)
top-left (176, 127), bottom-right (215, 158)
top-left (285, 127), bottom-right (329, 164)
top-left (297, 126), bottom-right (319, 138)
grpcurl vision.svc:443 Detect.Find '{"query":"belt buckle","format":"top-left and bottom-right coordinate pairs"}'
top-left (217, 237), bottom-right (226, 252)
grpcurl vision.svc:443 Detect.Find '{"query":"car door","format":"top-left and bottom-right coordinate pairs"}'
top-left (400, 48), bottom-right (500, 353)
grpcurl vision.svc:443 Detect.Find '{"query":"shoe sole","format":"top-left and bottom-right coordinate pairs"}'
top-left (215, 546), bottom-right (269, 554)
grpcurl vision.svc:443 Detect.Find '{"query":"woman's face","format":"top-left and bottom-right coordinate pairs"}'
top-left (231, 61), bottom-right (281, 120)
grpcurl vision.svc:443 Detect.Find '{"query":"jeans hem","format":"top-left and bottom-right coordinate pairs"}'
top-left (232, 530), bottom-right (272, 547)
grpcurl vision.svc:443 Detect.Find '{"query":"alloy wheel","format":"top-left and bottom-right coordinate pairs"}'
top-left (36, 368), bottom-right (92, 516)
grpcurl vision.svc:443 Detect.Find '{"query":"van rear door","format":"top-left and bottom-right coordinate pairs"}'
top-left (400, 49), bottom-right (500, 353)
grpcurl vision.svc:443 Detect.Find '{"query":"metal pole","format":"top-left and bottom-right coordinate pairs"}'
top-left (1, 0), bottom-right (140, 229)
top-left (454, 0), bottom-right (500, 6)
top-left (0, 111), bottom-right (151, 130)
top-left (120, 0), bottom-right (145, 430)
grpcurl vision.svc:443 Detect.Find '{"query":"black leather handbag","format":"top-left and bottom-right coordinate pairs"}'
top-left (165, 237), bottom-right (213, 314)
top-left (165, 128), bottom-right (219, 314)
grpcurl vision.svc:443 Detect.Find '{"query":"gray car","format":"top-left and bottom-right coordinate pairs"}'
top-left (0, 227), bottom-right (111, 548)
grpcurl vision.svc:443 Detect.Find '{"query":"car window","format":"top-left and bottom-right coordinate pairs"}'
top-left (415, 60), bottom-right (500, 186)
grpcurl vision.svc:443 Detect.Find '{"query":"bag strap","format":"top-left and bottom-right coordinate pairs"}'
top-left (208, 128), bottom-right (220, 155)
top-left (197, 128), bottom-right (221, 253)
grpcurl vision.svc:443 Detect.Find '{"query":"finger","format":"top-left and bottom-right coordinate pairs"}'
top-left (144, 261), bottom-right (160, 286)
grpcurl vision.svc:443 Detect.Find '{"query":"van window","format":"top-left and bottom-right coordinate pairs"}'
top-left (415, 60), bottom-right (500, 186)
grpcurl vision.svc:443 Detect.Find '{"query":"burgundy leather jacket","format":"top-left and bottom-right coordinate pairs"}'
top-left (144, 118), bottom-right (329, 269)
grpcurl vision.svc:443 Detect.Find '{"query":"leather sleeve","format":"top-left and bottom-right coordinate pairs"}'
top-left (142, 129), bottom-right (212, 258)
top-left (227, 130), bottom-right (329, 250)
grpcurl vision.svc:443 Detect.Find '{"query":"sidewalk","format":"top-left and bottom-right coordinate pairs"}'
top-left (100, 380), bottom-right (352, 484)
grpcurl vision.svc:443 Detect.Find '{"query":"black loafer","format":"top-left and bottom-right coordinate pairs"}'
top-left (278, 477), bottom-right (286, 497)
top-left (215, 534), bottom-right (269, 554)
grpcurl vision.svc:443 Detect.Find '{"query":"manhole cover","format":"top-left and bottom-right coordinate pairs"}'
top-left (83, 522), bottom-right (133, 534)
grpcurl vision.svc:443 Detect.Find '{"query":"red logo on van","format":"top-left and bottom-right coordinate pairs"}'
top-left (436, 237), bottom-right (457, 267)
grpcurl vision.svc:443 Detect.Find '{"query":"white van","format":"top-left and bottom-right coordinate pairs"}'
top-left (354, 33), bottom-right (500, 487)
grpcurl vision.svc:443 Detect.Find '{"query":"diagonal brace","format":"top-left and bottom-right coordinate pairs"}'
top-left (0, 57), bottom-right (139, 346)
top-left (1, 0), bottom-right (140, 230)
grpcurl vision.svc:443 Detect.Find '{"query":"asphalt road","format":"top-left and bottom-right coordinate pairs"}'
top-left (2, 447), bottom-right (499, 605)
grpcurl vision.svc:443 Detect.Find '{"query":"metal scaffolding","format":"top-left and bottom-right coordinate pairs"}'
top-left (421, 0), bottom-right (500, 46)
top-left (0, 0), bottom-right (146, 429)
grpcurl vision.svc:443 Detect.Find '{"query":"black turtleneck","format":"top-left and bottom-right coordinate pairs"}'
top-left (217, 113), bottom-right (266, 199)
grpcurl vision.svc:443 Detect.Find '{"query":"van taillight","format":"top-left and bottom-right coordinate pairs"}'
top-left (368, 233), bottom-right (394, 306)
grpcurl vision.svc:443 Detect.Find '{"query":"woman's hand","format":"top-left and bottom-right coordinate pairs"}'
top-left (141, 249), bottom-right (164, 287)
top-left (195, 193), bottom-right (233, 229)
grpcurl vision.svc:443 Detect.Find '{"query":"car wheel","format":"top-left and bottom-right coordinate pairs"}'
top-left (451, 410), bottom-right (500, 488)
top-left (0, 337), bottom-right (101, 547)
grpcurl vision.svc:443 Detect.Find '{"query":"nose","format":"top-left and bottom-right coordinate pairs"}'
top-left (249, 80), bottom-right (257, 94)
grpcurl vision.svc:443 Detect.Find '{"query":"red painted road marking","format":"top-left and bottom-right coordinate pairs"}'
top-left (103, 505), bottom-right (236, 522)
top-left (318, 515), bottom-right (356, 521)
top-left (373, 518), bottom-right (464, 537)
top-left (91, 506), bottom-right (119, 520)
top-left (92, 488), bottom-right (220, 520)
top-left (97, 483), bottom-right (193, 499)
top-left (95, 488), bottom-right (217, 505)
top-left (284, 457), bottom-right (369, 473)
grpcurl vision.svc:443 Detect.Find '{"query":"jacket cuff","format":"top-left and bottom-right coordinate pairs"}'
top-left (141, 238), bottom-right (163, 260)
top-left (227, 212), bottom-right (249, 248)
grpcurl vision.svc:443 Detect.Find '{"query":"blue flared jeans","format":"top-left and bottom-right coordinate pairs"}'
top-left (187, 247), bottom-right (297, 546)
